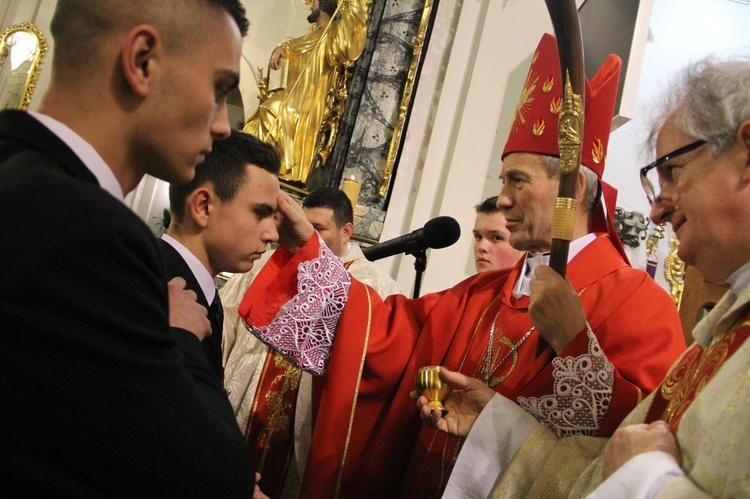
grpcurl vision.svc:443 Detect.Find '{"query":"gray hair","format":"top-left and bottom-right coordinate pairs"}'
top-left (540, 155), bottom-right (600, 213)
top-left (647, 56), bottom-right (750, 156)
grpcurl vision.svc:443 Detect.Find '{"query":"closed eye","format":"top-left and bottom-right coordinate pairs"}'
top-left (254, 205), bottom-right (275, 219)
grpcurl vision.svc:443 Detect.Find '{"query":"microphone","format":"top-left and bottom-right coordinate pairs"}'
top-left (363, 216), bottom-right (461, 261)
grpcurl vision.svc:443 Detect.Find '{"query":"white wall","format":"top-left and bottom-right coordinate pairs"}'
top-left (605, 0), bottom-right (750, 292)
top-left (383, 0), bottom-right (750, 296)
top-left (386, 0), bottom-right (557, 294)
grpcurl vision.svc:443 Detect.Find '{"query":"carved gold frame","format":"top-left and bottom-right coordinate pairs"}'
top-left (378, 0), bottom-right (435, 197)
top-left (0, 22), bottom-right (48, 110)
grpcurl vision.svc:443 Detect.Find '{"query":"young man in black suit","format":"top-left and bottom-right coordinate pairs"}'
top-left (161, 130), bottom-right (281, 382)
top-left (0, 1), bottom-right (262, 496)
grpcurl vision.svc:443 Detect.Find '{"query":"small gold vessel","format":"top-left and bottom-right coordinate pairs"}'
top-left (415, 366), bottom-right (452, 415)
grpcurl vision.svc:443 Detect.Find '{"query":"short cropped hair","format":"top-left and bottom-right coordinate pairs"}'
top-left (169, 131), bottom-right (280, 223)
top-left (302, 187), bottom-right (353, 228)
top-left (50, 0), bottom-right (248, 73)
top-left (475, 196), bottom-right (501, 214)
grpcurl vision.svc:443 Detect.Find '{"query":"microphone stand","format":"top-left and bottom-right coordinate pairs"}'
top-left (410, 249), bottom-right (427, 299)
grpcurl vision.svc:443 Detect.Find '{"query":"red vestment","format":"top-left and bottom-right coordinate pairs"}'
top-left (240, 234), bottom-right (685, 498)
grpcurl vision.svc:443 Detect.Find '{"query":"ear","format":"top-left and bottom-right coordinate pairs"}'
top-left (341, 222), bottom-right (354, 243)
top-left (739, 119), bottom-right (750, 153)
top-left (737, 120), bottom-right (750, 162)
top-left (120, 25), bottom-right (161, 97)
top-left (187, 187), bottom-right (212, 229)
top-left (738, 120), bottom-right (750, 183)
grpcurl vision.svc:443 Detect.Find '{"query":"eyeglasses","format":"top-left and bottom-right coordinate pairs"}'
top-left (640, 139), bottom-right (706, 205)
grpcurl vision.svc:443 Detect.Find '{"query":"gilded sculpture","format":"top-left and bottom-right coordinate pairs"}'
top-left (243, 0), bottom-right (370, 185)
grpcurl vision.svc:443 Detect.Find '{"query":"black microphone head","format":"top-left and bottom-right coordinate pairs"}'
top-left (422, 216), bottom-right (461, 249)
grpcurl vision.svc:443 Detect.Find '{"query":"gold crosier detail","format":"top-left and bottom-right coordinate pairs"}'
top-left (551, 197), bottom-right (578, 241)
top-left (557, 69), bottom-right (583, 175)
top-left (552, 69), bottom-right (584, 242)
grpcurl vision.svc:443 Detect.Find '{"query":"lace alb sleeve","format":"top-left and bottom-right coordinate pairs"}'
top-left (245, 234), bottom-right (351, 376)
top-left (517, 326), bottom-right (614, 437)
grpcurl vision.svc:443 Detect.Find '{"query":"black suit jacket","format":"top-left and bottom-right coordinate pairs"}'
top-left (0, 110), bottom-right (254, 497)
top-left (158, 238), bottom-right (224, 382)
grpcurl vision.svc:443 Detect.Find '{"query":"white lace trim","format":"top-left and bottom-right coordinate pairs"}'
top-left (517, 326), bottom-right (614, 437)
top-left (246, 234), bottom-right (351, 376)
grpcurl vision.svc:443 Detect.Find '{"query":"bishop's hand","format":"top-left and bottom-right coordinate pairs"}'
top-left (528, 264), bottom-right (586, 353)
top-left (275, 191), bottom-right (314, 254)
top-left (411, 367), bottom-right (495, 438)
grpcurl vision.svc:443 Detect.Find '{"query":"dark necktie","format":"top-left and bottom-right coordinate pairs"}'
top-left (206, 290), bottom-right (224, 381)
top-left (209, 291), bottom-right (224, 337)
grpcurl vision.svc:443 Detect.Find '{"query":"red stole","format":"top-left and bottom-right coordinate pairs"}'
top-left (645, 311), bottom-right (750, 432)
top-left (243, 256), bottom-right (358, 496)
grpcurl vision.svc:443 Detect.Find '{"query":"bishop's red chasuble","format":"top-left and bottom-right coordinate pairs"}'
top-left (240, 234), bottom-right (685, 498)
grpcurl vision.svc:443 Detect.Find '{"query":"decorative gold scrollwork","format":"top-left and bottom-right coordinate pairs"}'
top-left (557, 70), bottom-right (583, 175)
top-left (379, 0), bottom-right (435, 198)
top-left (665, 236), bottom-right (686, 309)
top-left (312, 61), bottom-right (354, 171)
top-left (0, 22), bottom-right (48, 111)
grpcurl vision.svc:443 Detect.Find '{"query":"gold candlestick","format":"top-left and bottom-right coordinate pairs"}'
top-left (342, 175), bottom-right (361, 210)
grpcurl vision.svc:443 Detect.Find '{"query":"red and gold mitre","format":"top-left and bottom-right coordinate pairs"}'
top-left (502, 33), bottom-right (628, 261)
top-left (502, 33), bottom-right (621, 175)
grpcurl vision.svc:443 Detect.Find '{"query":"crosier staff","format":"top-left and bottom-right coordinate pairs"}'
top-left (538, 0), bottom-right (585, 356)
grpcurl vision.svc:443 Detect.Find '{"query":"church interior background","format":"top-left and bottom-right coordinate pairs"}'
top-left (2, 0), bottom-right (749, 300)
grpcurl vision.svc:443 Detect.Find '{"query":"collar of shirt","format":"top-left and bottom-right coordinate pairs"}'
top-left (727, 261), bottom-right (750, 299)
top-left (30, 112), bottom-right (124, 201)
top-left (691, 260), bottom-right (750, 346)
top-left (513, 232), bottom-right (597, 298)
top-left (341, 241), bottom-right (362, 265)
top-left (161, 233), bottom-right (216, 304)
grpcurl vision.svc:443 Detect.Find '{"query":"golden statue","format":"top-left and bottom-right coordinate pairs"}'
top-left (243, 0), bottom-right (369, 184)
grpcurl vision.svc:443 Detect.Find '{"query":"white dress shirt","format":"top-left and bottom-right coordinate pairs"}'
top-left (30, 112), bottom-right (124, 201)
top-left (161, 233), bottom-right (216, 305)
